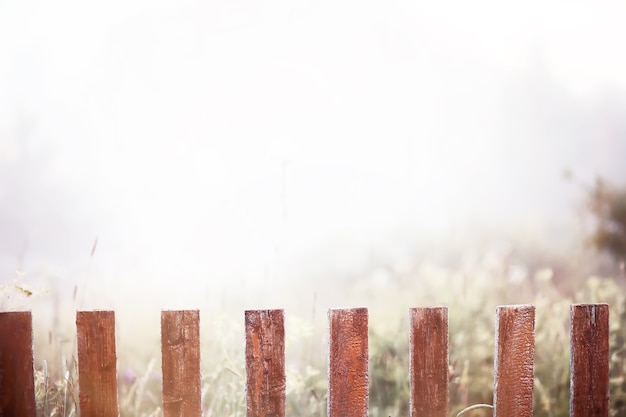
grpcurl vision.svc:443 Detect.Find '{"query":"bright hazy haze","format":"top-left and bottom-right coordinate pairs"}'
top-left (1, 0), bottom-right (626, 310)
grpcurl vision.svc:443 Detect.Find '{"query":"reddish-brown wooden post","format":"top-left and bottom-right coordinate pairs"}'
top-left (245, 309), bottom-right (285, 417)
top-left (410, 307), bottom-right (449, 417)
top-left (328, 308), bottom-right (368, 417)
top-left (76, 311), bottom-right (119, 417)
top-left (0, 311), bottom-right (36, 417)
top-left (161, 310), bottom-right (202, 417)
top-left (493, 305), bottom-right (535, 417)
top-left (570, 303), bottom-right (609, 417)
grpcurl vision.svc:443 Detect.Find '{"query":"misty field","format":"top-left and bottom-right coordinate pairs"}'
top-left (3, 0), bottom-right (626, 414)
top-left (3, 236), bottom-right (626, 417)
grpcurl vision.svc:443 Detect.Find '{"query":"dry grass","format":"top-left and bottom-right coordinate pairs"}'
top-left (3, 243), bottom-right (626, 417)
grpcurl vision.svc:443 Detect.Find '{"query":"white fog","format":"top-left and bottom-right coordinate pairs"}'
top-left (1, 0), bottom-right (626, 313)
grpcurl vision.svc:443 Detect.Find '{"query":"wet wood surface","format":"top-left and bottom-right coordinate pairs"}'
top-left (0, 311), bottom-right (36, 417)
top-left (161, 310), bottom-right (202, 417)
top-left (493, 305), bottom-right (535, 417)
top-left (570, 303), bottom-right (609, 417)
top-left (410, 307), bottom-right (449, 417)
top-left (76, 310), bottom-right (119, 417)
top-left (328, 308), bottom-right (368, 417)
top-left (245, 309), bottom-right (285, 417)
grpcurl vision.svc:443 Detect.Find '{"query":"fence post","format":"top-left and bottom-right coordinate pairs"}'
top-left (493, 305), bottom-right (535, 417)
top-left (0, 311), bottom-right (36, 417)
top-left (570, 303), bottom-right (609, 417)
top-left (76, 311), bottom-right (119, 417)
top-left (410, 307), bottom-right (449, 417)
top-left (161, 310), bottom-right (202, 417)
top-left (328, 308), bottom-right (368, 417)
top-left (245, 309), bottom-right (285, 417)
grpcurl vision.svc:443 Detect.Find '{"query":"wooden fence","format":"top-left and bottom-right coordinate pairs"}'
top-left (0, 304), bottom-right (609, 417)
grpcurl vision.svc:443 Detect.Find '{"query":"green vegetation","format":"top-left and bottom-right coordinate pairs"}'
top-left (2, 248), bottom-right (625, 417)
top-left (586, 178), bottom-right (626, 265)
top-left (5, 179), bottom-right (626, 416)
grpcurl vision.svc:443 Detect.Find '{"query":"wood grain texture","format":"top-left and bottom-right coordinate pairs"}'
top-left (0, 311), bottom-right (36, 417)
top-left (493, 305), bottom-right (535, 417)
top-left (245, 309), bottom-right (285, 417)
top-left (570, 303), bottom-right (609, 417)
top-left (410, 307), bottom-right (449, 417)
top-left (161, 310), bottom-right (202, 417)
top-left (328, 308), bottom-right (368, 417)
top-left (76, 310), bottom-right (119, 417)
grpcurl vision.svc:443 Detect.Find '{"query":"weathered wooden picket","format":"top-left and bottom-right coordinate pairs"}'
top-left (0, 304), bottom-right (610, 417)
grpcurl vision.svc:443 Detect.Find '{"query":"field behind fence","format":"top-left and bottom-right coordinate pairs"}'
top-left (0, 304), bottom-right (610, 417)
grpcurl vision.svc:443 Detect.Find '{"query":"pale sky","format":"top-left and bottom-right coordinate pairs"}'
top-left (1, 0), bottom-right (626, 307)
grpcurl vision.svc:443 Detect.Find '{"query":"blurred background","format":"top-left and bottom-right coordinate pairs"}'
top-left (2, 0), bottom-right (625, 306)
top-left (2, 0), bottom-right (626, 415)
